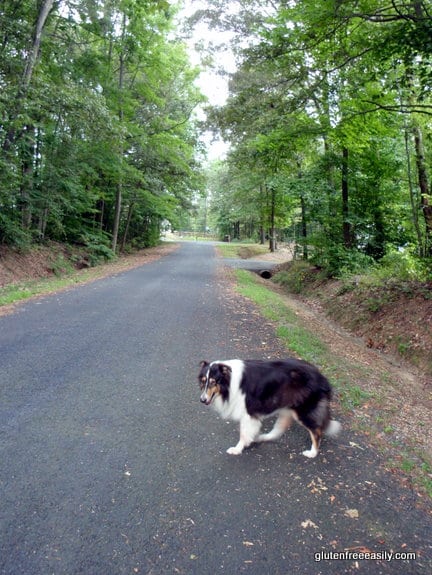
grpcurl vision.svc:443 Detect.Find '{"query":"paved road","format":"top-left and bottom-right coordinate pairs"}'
top-left (0, 242), bottom-right (431, 575)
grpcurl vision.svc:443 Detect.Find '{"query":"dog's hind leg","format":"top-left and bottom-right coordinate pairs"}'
top-left (257, 410), bottom-right (293, 442)
top-left (302, 428), bottom-right (322, 458)
top-left (227, 416), bottom-right (262, 455)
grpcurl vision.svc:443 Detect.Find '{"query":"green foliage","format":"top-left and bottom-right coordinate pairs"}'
top-left (0, 214), bottom-right (32, 248)
top-left (370, 248), bottom-right (431, 283)
top-left (311, 244), bottom-right (374, 279)
top-left (79, 233), bottom-right (116, 266)
top-left (0, 0), bottom-right (204, 251)
top-left (273, 261), bottom-right (322, 293)
top-left (205, 0), bottom-right (432, 270)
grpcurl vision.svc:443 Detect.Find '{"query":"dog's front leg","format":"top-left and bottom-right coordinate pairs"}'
top-left (227, 416), bottom-right (261, 455)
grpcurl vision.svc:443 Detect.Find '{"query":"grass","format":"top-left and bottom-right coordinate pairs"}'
top-left (237, 269), bottom-right (336, 370)
top-left (217, 242), bottom-right (269, 259)
top-left (0, 261), bottom-right (122, 308)
top-left (234, 268), bottom-right (432, 499)
top-left (236, 269), bottom-right (375, 405)
top-left (0, 276), bottom-right (85, 307)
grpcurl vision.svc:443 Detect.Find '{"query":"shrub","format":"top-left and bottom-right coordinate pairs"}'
top-left (371, 248), bottom-right (430, 282)
top-left (273, 261), bottom-right (322, 293)
top-left (78, 233), bottom-right (115, 266)
top-left (311, 244), bottom-right (374, 278)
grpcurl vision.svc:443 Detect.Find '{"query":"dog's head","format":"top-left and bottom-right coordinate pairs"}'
top-left (198, 361), bottom-right (231, 405)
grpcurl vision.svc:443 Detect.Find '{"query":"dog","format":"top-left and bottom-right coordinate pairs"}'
top-left (198, 358), bottom-right (341, 457)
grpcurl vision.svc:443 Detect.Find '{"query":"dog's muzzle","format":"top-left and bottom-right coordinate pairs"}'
top-left (200, 392), bottom-right (212, 405)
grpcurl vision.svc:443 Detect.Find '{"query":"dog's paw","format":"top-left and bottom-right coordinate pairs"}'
top-left (302, 448), bottom-right (318, 458)
top-left (227, 446), bottom-right (243, 455)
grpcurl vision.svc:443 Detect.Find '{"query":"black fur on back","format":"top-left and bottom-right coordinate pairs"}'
top-left (239, 359), bottom-right (331, 420)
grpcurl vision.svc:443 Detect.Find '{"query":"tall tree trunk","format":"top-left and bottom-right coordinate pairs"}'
top-left (120, 201), bottom-right (135, 252)
top-left (413, 125), bottom-right (432, 255)
top-left (341, 146), bottom-right (353, 248)
top-left (403, 123), bottom-right (424, 255)
top-left (20, 125), bottom-right (35, 229)
top-left (111, 12), bottom-right (127, 253)
top-left (259, 183), bottom-right (266, 244)
top-left (21, 0), bottom-right (54, 94)
top-left (296, 162), bottom-right (308, 259)
top-left (3, 0), bottom-right (55, 151)
top-left (269, 185), bottom-right (276, 252)
top-left (300, 194), bottom-right (308, 260)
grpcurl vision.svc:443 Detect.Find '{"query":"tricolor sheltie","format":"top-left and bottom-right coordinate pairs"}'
top-left (198, 359), bottom-right (341, 458)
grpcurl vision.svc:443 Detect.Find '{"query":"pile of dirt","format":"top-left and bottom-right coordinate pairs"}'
top-left (272, 261), bottom-right (432, 377)
top-left (318, 280), bottom-right (432, 373)
top-left (0, 243), bottom-right (78, 286)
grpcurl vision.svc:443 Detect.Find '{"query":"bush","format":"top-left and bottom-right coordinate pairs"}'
top-left (78, 233), bottom-right (115, 266)
top-left (273, 261), bottom-right (323, 293)
top-left (371, 248), bottom-right (430, 282)
top-left (311, 245), bottom-right (374, 278)
top-left (0, 214), bottom-right (32, 249)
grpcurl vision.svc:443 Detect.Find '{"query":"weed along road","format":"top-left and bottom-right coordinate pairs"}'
top-left (0, 242), bottom-right (431, 575)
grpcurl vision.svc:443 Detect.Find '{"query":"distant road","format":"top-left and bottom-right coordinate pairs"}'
top-left (0, 242), bottom-right (430, 574)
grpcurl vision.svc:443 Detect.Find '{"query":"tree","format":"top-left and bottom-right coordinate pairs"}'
top-left (0, 0), bottom-right (205, 251)
top-left (202, 0), bottom-right (432, 273)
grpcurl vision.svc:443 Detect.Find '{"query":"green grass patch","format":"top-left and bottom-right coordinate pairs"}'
top-left (218, 242), bottom-right (268, 259)
top-left (237, 268), bottom-right (337, 371)
top-left (0, 275), bottom-right (86, 307)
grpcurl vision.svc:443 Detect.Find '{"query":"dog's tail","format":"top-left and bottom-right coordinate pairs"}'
top-left (325, 419), bottom-right (342, 437)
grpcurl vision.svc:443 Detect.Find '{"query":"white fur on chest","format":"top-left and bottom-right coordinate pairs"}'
top-left (211, 359), bottom-right (246, 422)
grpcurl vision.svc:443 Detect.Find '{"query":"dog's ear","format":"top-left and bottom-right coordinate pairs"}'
top-left (199, 360), bottom-right (209, 368)
top-left (220, 364), bottom-right (232, 376)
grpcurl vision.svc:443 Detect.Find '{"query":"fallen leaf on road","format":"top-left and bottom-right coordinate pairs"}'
top-left (344, 509), bottom-right (359, 519)
top-left (301, 519), bottom-right (318, 529)
top-left (243, 541), bottom-right (254, 547)
top-left (308, 477), bottom-right (328, 493)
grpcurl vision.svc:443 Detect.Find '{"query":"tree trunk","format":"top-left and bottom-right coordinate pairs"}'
top-left (20, 125), bottom-right (35, 229)
top-left (111, 12), bottom-right (127, 253)
top-left (259, 183), bottom-right (266, 244)
top-left (3, 0), bottom-right (55, 151)
top-left (268, 185), bottom-right (276, 252)
top-left (413, 125), bottom-right (432, 255)
top-left (341, 146), bottom-right (353, 248)
top-left (403, 123), bottom-right (424, 255)
top-left (120, 201), bottom-right (135, 252)
top-left (111, 182), bottom-right (122, 253)
top-left (21, 0), bottom-right (54, 94)
top-left (300, 194), bottom-right (308, 260)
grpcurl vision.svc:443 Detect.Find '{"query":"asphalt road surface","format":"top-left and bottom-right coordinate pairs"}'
top-left (0, 242), bottom-right (431, 575)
